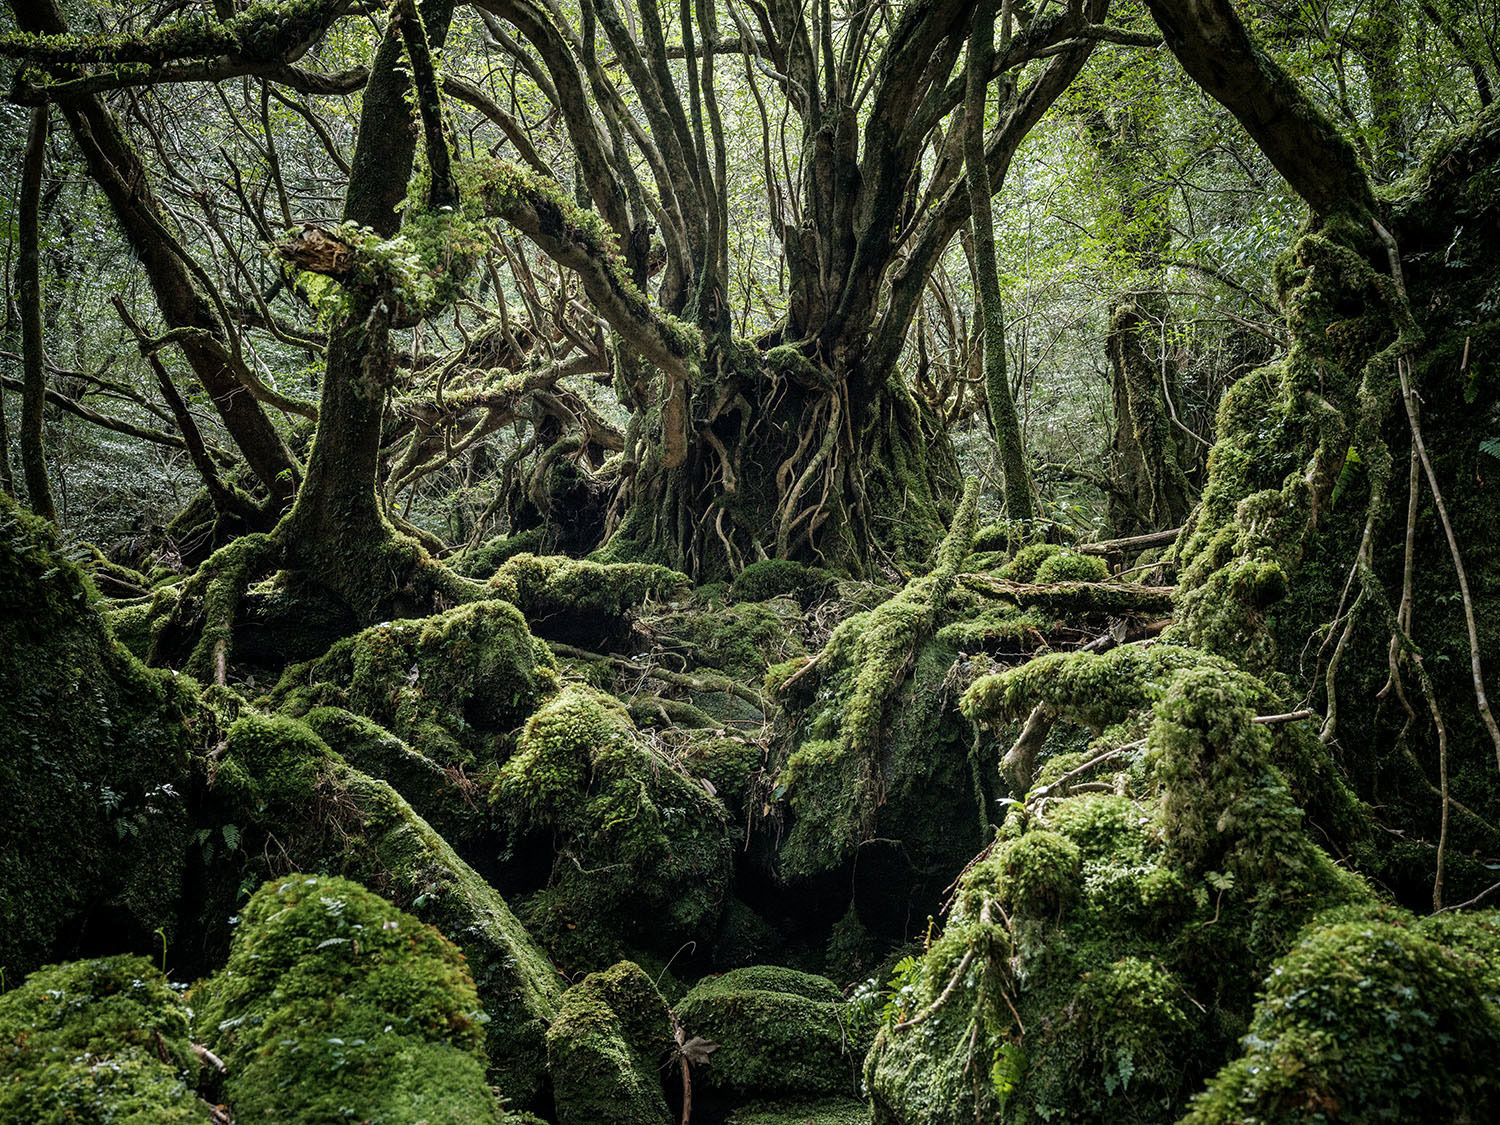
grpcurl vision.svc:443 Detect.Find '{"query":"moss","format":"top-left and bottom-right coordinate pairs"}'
top-left (1033, 550), bottom-right (1109, 584)
top-left (1184, 914), bottom-right (1500, 1124)
top-left (492, 685), bottom-right (732, 969)
top-left (546, 961), bottom-right (674, 1125)
top-left (998, 542), bottom-right (1064, 582)
top-left (488, 553), bottom-right (689, 644)
top-left (270, 598), bottom-right (558, 766)
top-left (301, 705), bottom-right (487, 847)
top-left (868, 644), bottom-right (1378, 1124)
top-left (193, 875), bottom-right (503, 1123)
top-left (0, 496), bottom-right (199, 977)
top-left (674, 967), bottom-right (867, 1101)
top-left (206, 711), bottom-right (561, 1102)
top-left (725, 1098), bottom-right (871, 1124)
top-left (454, 528), bottom-right (546, 579)
top-left (989, 830), bottom-right (1082, 917)
top-left (0, 955), bottom-right (209, 1124)
top-left (730, 559), bottom-right (838, 605)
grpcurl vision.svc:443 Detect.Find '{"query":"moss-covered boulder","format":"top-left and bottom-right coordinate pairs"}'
top-left (0, 496), bottom-right (198, 976)
top-left (1184, 911), bottom-right (1500, 1124)
top-left (0, 955), bottom-right (210, 1124)
top-left (546, 961), bottom-right (675, 1125)
top-left (492, 684), bottom-right (732, 969)
top-left (489, 553), bottom-right (688, 646)
top-left (1033, 550), bottom-right (1109, 584)
top-left (194, 875), bottom-right (502, 1123)
top-left (729, 559), bottom-right (839, 606)
top-left (270, 598), bottom-right (558, 765)
top-left (868, 651), bottom-right (1372, 1124)
top-left (674, 967), bottom-right (869, 1102)
top-left (204, 711), bottom-right (562, 1101)
top-left (725, 1099), bottom-right (871, 1125)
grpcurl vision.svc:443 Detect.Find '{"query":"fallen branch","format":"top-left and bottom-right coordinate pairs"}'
top-left (1078, 527), bottom-right (1181, 556)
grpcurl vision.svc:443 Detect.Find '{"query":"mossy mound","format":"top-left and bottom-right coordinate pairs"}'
top-left (0, 496), bottom-right (198, 975)
top-left (270, 598), bottom-right (558, 765)
top-left (1033, 550), bottom-right (1109, 584)
top-left (205, 711), bottom-right (562, 1101)
top-left (488, 553), bottom-right (689, 645)
top-left (730, 559), bottom-right (839, 605)
top-left (1185, 911), bottom-right (1500, 1124)
top-left (455, 529), bottom-right (546, 579)
top-left (0, 955), bottom-right (209, 1124)
top-left (997, 542), bottom-right (1064, 582)
top-left (674, 967), bottom-right (869, 1103)
top-left (194, 875), bottom-right (503, 1123)
top-left (725, 1099), bottom-right (871, 1124)
top-left (546, 961), bottom-right (675, 1125)
top-left (768, 487), bottom-right (998, 937)
top-left (492, 684), bottom-right (732, 969)
top-left (868, 651), bottom-right (1373, 1124)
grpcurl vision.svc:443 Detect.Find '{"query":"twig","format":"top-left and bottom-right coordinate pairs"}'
top-left (1251, 710), bottom-right (1317, 725)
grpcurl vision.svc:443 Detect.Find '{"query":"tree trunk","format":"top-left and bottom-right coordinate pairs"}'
top-left (965, 1), bottom-right (1034, 523)
top-left (19, 105), bottom-right (54, 524)
top-left (277, 0), bottom-right (464, 619)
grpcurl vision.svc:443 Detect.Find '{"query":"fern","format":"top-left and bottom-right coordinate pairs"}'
top-left (1479, 436), bottom-right (1500, 461)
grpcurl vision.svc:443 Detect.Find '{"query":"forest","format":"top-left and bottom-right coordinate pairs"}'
top-left (1, 0), bottom-right (1499, 1121)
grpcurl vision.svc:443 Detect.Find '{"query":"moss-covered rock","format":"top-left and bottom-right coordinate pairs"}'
top-left (270, 598), bottom-right (558, 766)
top-left (868, 650), bottom-right (1372, 1124)
top-left (546, 961), bottom-right (675, 1125)
top-left (674, 967), bottom-right (869, 1102)
top-left (492, 684), bottom-right (732, 969)
top-left (768, 487), bottom-right (995, 936)
top-left (1184, 911), bottom-right (1500, 1124)
top-left (998, 542), bottom-right (1064, 582)
top-left (194, 875), bottom-right (503, 1123)
top-left (0, 955), bottom-right (209, 1124)
top-left (730, 559), bottom-right (839, 606)
top-left (0, 496), bottom-right (198, 976)
top-left (205, 712), bottom-right (562, 1102)
top-left (488, 553), bottom-right (689, 646)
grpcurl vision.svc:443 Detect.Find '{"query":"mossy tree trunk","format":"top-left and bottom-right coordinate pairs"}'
top-left (276, 0), bottom-right (465, 620)
top-left (1086, 80), bottom-right (1194, 535)
top-left (18, 103), bottom-right (54, 524)
top-left (965, 1), bottom-right (1034, 524)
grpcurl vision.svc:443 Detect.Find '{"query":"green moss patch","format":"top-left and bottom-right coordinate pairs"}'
top-left (194, 875), bottom-right (503, 1123)
top-left (0, 955), bottom-right (209, 1124)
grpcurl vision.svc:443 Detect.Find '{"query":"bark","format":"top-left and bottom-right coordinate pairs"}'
top-left (965, 0), bottom-right (1033, 522)
top-left (19, 105), bottom-right (54, 523)
top-left (279, 0), bottom-right (460, 616)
